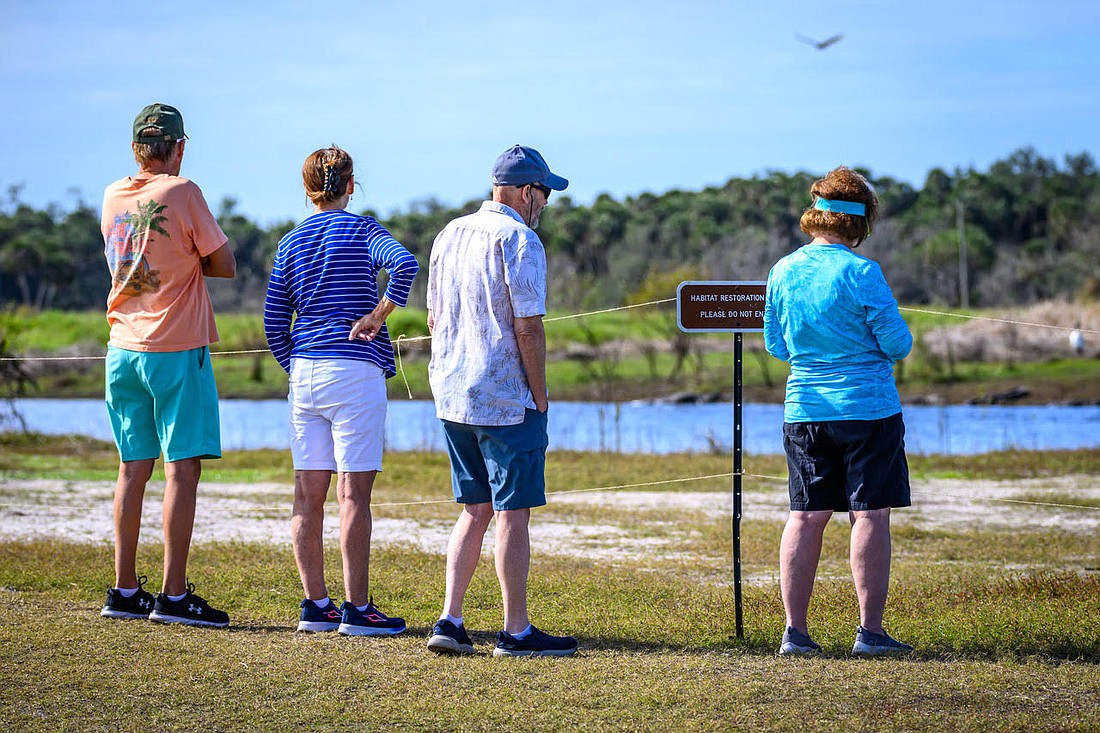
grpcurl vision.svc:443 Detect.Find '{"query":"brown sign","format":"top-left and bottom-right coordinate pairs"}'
top-left (676, 281), bottom-right (767, 332)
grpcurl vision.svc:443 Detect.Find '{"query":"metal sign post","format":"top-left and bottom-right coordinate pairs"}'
top-left (676, 280), bottom-right (766, 639)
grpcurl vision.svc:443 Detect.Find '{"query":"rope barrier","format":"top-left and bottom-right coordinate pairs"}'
top-left (3, 470), bottom-right (1097, 513)
top-left (919, 490), bottom-right (1100, 508)
top-left (3, 297), bottom-right (1093, 363)
top-left (2, 299), bottom-right (1098, 518)
top-left (899, 306), bottom-right (1100, 336)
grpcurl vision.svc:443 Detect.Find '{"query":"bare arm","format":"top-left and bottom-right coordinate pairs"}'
top-left (201, 242), bottom-right (236, 278)
top-left (515, 315), bottom-right (547, 412)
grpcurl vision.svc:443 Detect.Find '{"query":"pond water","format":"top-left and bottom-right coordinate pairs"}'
top-left (6, 398), bottom-right (1100, 455)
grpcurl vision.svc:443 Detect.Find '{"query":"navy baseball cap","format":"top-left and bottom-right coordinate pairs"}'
top-left (491, 145), bottom-right (568, 191)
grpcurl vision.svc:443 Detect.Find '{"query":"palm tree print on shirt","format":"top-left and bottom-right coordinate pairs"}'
top-left (108, 199), bottom-right (168, 296)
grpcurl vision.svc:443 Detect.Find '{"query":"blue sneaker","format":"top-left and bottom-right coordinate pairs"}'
top-left (779, 626), bottom-right (822, 656)
top-left (427, 619), bottom-right (475, 655)
top-left (297, 598), bottom-right (342, 632)
top-left (852, 626), bottom-right (913, 656)
top-left (100, 576), bottom-right (155, 620)
top-left (148, 583), bottom-right (229, 628)
top-left (337, 598), bottom-right (406, 636)
top-left (493, 626), bottom-right (577, 657)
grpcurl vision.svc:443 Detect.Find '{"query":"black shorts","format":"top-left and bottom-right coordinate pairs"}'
top-left (783, 413), bottom-right (911, 512)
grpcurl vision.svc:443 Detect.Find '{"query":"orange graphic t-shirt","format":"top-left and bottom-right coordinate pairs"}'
top-left (101, 173), bottom-right (228, 352)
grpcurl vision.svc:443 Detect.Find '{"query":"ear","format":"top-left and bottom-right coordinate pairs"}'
top-left (346, 175), bottom-right (355, 195)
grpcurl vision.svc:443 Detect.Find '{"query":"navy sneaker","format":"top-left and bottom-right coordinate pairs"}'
top-left (493, 626), bottom-right (577, 658)
top-left (297, 598), bottom-right (342, 632)
top-left (779, 626), bottom-right (822, 656)
top-left (852, 626), bottom-right (913, 656)
top-left (100, 575), bottom-right (155, 620)
top-left (427, 619), bottom-right (475, 655)
top-left (148, 583), bottom-right (229, 628)
top-left (337, 598), bottom-right (406, 636)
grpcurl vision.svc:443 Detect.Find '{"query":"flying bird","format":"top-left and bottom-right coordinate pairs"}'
top-left (796, 32), bottom-right (844, 50)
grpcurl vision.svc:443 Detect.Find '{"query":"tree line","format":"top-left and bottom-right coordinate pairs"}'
top-left (1, 146), bottom-right (1097, 314)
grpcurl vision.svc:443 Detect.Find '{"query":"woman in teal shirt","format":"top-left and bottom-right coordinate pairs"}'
top-left (764, 166), bottom-right (914, 657)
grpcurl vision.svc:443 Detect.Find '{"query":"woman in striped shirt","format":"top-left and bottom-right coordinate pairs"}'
top-left (263, 145), bottom-right (419, 637)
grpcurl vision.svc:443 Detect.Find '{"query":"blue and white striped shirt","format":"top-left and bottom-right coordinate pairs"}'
top-left (263, 209), bottom-right (420, 377)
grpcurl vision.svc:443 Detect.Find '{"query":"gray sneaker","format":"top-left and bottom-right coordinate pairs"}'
top-left (852, 626), bottom-right (913, 656)
top-left (778, 626), bottom-right (822, 656)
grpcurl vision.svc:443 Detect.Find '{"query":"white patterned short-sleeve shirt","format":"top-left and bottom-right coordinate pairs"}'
top-left (427, 201), bottom-right (547, 426)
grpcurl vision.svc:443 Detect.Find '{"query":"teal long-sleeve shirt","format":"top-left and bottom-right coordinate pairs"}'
top-left (764, 242), bottom-right (912, 422)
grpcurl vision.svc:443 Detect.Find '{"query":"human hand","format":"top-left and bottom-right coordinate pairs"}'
top-left (349, 297), bottom-right (398, 341)
top-left (349, 310), bottom-right (386, 341)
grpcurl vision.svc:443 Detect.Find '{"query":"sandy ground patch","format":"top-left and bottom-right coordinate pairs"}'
top-left (1, 475), bottom-right (1097, 566)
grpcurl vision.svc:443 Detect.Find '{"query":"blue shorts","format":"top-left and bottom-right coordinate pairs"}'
top-left (441, 409), bottom-right (548, 511)
top-left (783, 413), bottom-right (910, 512)
top-left (105, 345), bottom-right (221, 462)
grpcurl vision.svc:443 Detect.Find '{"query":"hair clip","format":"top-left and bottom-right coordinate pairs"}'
top-left (322, 165), bottom-right (340, 195)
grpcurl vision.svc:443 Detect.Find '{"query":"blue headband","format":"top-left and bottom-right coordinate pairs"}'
top-left (814, 198), bottom-right (866, 216)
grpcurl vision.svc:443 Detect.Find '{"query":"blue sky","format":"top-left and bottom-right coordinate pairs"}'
top-left (2, 0), bottom-right (1098, 225)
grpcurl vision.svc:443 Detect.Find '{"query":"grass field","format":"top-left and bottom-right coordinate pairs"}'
top-left (2, 439), bottom-right (1098, 731)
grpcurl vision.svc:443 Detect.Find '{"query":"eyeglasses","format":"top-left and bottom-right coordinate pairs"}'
top-left (529, 183), bottom-right (551, 200)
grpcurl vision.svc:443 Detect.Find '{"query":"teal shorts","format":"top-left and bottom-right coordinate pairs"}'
top-left (105, 345), bottom-right (222, 462)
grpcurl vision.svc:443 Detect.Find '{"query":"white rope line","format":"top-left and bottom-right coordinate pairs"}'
top-left (3, 470), bottom-right (1096, 512)
top-left (3, 299), bottom-right (1095, 515)
top-left (0, 354), bottom-right (105, 361)
top-left (0, 298), bottom-right (679, 363)
top-left (544, 471), bottom-right (737, 497)
top-left (544, 298), bottom-right (677, 323)
top-left (392, 334), bottom-right (413, 400)
top-left (368, 471), bottom-right (739, 507)
top-left (10, 298), bottom-right (1095, 364)
top-left (910, 490), bottom-right (1100, 511)
top-left (0, 470), bottom-right (741, 511)
top-left (899, 306), bottom-right (1100, 336)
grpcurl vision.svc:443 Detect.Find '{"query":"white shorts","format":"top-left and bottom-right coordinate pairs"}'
top-left (288, 358), bottom-right (386, 472)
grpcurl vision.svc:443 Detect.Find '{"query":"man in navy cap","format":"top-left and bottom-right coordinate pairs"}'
top-left (425, 145), bottom-right (576, 657)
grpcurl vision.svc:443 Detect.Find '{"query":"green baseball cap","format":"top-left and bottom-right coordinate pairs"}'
top-left (132, 103), bottom-right (187, 143)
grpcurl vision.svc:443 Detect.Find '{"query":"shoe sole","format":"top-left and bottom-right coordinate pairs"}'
top-left (338, 623), bottom-right (406, 636)
top-left (779, 643), bottom-right (821, 656)
top-left (852, 642), bottom-right (912, 656)
top-left (297, 621), bottom-right (340, 632)
top-left (427, 634), bottom-right (475, 655)
top-left (100, 607), bottom-right (150, 620)
top-left (492, 647), bottom-right (577, 658)
top-left (149, 611), bottom-right (229, 628)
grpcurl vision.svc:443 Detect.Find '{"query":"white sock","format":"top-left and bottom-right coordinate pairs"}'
top-left (511, 624), bottom-right (533, 639)
top-left (168, 592), bottom-right (187, 602)
top-left (356, 602), bottom-right (370, 613)
top-left (311, 597), bottom-right (331, 609)
top-left (115, 586), bottom-right (138, 598)
top-left (440, 613), bottom-right (463, 627)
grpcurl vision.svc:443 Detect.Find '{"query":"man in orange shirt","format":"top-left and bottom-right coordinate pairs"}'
top-left (98, 103), bottom-right (236, 627)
